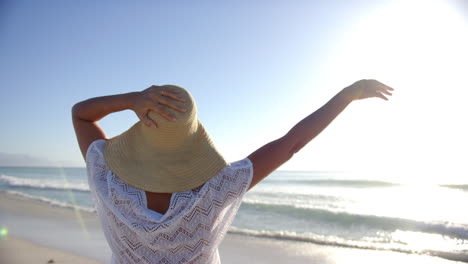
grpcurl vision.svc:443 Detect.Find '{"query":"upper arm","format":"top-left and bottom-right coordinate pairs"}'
top-left (72, 105), bottom-right (107, 160)
top-left (247, 134), bottom-right (300, 190)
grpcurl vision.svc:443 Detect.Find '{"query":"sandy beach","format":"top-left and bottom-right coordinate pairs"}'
top-left (0, 236), bottom-right (100, 264)
top-left (0, 192), bottom-right (463, 264)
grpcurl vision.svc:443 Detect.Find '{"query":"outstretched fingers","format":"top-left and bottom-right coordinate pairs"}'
top-left (377, 85), bottom-right (393, 96)
top-left (370, 80), bottom-right (393, 100)
top-left (374, 92), bottom-right (389, 101)
top-left (376, 81), bottom-right (394, 91)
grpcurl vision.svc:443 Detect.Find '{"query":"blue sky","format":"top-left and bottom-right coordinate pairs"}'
top-left (1, 0), bottom-right (467, 182)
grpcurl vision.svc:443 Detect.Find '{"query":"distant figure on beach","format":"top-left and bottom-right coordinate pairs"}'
top-left (72, 79), bottom-right (393, 263)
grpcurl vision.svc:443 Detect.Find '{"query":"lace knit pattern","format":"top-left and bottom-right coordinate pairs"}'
top-left (86, 140), bottom-right (253, 264)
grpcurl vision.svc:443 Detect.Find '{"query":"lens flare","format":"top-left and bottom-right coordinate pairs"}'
top-left (58, 167), bottom-right (90, 239)
top-left (0, 227), bottom-right (8, 237)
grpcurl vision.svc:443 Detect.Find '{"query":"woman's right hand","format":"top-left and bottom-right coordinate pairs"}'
top-left (132, 85), bottom-right (187, 128)
top-left (343, 79), bottom-right (394, 101)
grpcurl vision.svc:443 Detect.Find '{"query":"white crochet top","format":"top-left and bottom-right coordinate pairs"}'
top-left (86, 139), bottom-right (253, 264)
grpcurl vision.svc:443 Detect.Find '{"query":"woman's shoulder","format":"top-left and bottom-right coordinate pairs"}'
top-left (87, 139), bottom-right (107, 155)
top-left (204, 157), bottom-right (253, 192)
top-left (85, 139), bottom-right (108, 169)
top-left (227, 157), bottom-right (253, 170)
top-left (85, 139), bottom-right (106, 159)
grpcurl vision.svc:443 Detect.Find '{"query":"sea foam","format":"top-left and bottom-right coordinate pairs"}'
top-left (0, 174), bottom-right (90, 192)
top-left (240, 200), bottom-right (468, 240)
top-left (2, 190), bottom-right (96, 213)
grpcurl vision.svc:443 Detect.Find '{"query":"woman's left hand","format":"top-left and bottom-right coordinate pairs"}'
top-left (343, 79), bottom-right (394, 101)
top-left (132, 85), bottom-right (187, 128)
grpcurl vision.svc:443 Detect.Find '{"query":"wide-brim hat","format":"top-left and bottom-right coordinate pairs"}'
top-left (103, 85), bottom-right (227, 193)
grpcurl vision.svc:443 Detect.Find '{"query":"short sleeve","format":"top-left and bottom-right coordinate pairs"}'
top-left (85, 139), bottom-right (108, 204)
top-left (225, 158), bottom-right (254, 198)
top-left (85, 139), bottom-right (107, 168)
top-left (199, 158), bottom-right (253, 203)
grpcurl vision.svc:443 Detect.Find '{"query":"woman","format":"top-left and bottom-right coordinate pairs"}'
top-left (72, 79), bottom-right (393, 263)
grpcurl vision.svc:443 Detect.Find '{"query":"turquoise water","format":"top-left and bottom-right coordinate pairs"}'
top-left (1, 166), bottom-right (467, 262)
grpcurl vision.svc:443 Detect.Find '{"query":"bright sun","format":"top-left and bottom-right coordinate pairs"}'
top-left (322, 0), bottom-right (468, 184)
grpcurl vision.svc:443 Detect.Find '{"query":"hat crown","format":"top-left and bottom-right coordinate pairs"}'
top-left (144, 85), bottom-right (198, 150)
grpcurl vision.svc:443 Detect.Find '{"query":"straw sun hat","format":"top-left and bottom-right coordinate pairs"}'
top-left (103, 85), bottom-right (227, 193)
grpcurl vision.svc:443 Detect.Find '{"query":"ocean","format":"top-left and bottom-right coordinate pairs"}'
top-left (1, 166), bottom-right (467, 262)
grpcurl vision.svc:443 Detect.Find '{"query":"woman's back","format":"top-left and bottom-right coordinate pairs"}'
top-left (86, 139), bottom-right (253, 264)
top-left (145, 191), bottom-right (172, 215)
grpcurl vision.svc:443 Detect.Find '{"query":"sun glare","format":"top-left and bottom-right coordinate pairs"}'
top-left (323, 0), bottom-right (468, 184)
top-left (0, 227), bottom-right (8, 238)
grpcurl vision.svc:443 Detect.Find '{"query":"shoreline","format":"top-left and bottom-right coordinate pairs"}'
top-left (0, 192), bottom-right (464, 264)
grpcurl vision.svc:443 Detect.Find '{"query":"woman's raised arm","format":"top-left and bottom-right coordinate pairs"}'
top-left (72, 85), bottom-right (186, 160)
top-left (247, 79), bottom-right (393, 190)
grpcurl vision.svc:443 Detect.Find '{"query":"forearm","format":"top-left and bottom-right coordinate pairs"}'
top-left (247, 88), bottom-right (353, 188)
top-left (247, 80), bottom-right (392, 190)
top-left (72, 85), bottom-right (187, 159)
top-left (72, 92), bottom-right (139, 122)
top-left (72, 92), bottom-right (139, 158)
top-left (285, 88), bottom-right (353, 154)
